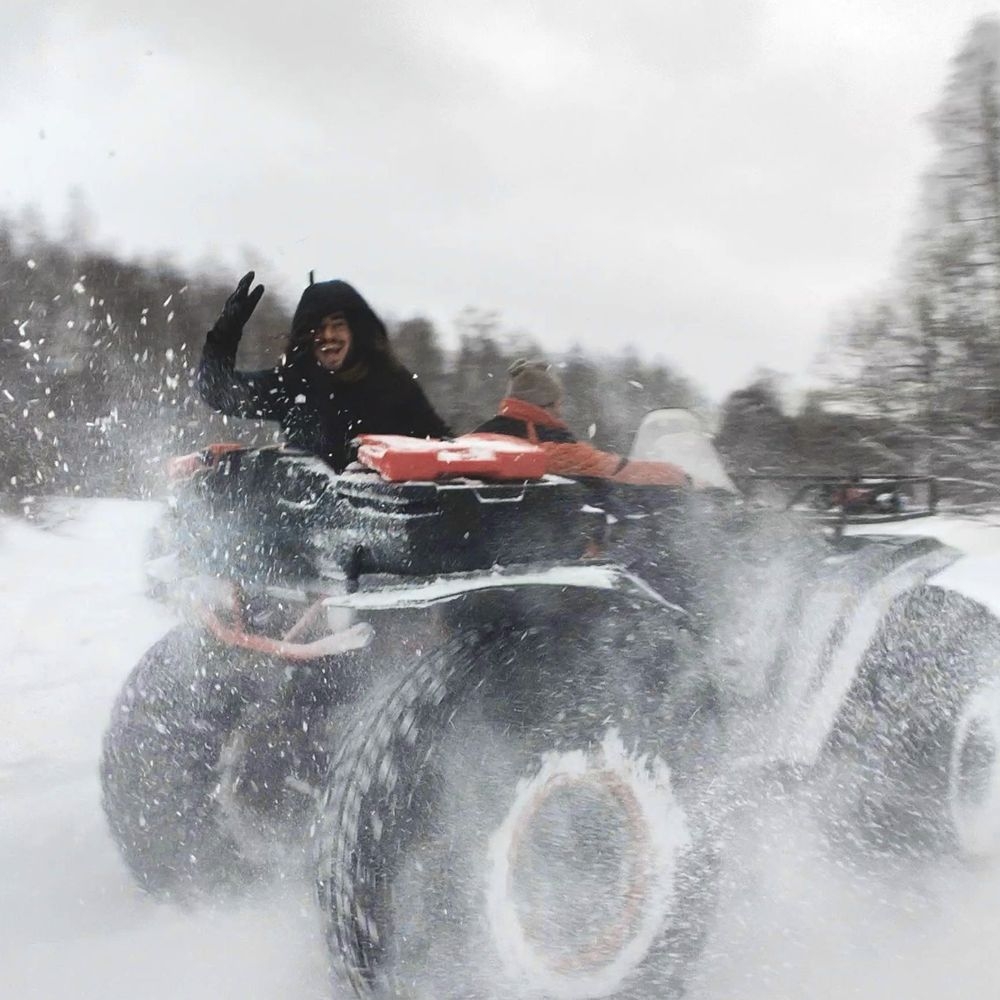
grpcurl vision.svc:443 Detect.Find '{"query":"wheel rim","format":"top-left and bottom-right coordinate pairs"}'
top-left (950, 680), bottom-right (1000, 858)
top-left (215, 727), bottom-right (316, 866)
top-left (487, 730), bottom-right (689, 999)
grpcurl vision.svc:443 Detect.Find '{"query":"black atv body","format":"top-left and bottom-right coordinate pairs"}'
top-left (103, 432), bottom-right (1000, 999)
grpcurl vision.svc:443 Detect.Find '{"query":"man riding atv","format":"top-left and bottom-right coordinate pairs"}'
top-left (197, 272), bottom-right (451, 471)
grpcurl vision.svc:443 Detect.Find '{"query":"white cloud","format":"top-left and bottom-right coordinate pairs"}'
top-left (0, 0), bottom-right (994, 397)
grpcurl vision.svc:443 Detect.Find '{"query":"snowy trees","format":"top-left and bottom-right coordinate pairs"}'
top-left (816, 17), bottom-right (1000, 488)
top-left (922, 17), bottom-right (1000, 332)
top-left (910, 16), bottom-right (1000, 439)
top-left (0, 217), bottom-right (292, 498)
top-left (715, 374), bottom-right (796, 475)
top-left (0, 215), bottom-right (700, 499)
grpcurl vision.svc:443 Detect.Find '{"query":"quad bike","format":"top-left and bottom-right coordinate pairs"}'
top-left (101, 410), bottom-right (1000, 999)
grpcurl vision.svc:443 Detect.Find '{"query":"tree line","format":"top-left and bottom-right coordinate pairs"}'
top-left (0, 215), bottom-right (703, 500)
top-left (725, 14), bottom-right (1000, 501)
top-left (704, 15), bottom-right (1000, 508)
top-left (5, 16), bottom-right (1000, 506)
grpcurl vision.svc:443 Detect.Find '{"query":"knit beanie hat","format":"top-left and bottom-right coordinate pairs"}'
top-left (506, 358), bottom-right (564, 408)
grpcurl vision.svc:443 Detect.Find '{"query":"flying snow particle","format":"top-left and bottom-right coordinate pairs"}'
top-left (26, 259), bottom-right (36, 270)
top-left (165, 348), bottom-right (175, 362)
top-left (163, 294), bottom-right (173, 307)
top-left (628, 380), bottom-right (644, 389)
top-left (72, 282), bottom-right (86, 295)
top-left (588, 423), bottom-right (597, 438)
top-left (167, 311), bottom-right (175, 323)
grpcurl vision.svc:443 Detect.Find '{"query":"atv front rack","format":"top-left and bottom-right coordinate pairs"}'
top-left (151, 569), bottom-right (372, 661)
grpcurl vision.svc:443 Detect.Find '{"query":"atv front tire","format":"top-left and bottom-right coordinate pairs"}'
top-left (315, 625), bottom-right (716, 999)
top-left (823, 588), bottom-right (1000, 858)
top-left (101, 627), bottom-right (263, 898)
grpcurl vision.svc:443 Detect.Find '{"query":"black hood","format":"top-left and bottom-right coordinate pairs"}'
top-left (286, 280), bottom-right (390, 367)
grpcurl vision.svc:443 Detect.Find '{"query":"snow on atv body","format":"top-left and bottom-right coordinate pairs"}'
top-left (101, 410), bottom-right (1000, 1000)
top-left (704, 450), bottom-right (1000, 860)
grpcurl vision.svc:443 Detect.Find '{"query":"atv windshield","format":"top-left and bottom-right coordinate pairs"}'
top-left (629, 409), bottom-right (737, 491)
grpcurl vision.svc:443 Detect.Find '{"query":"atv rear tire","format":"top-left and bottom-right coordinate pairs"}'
top-left (315, 625), bottom-right (717, 999)
top-left (823, 587), bottom-right (1000, 858)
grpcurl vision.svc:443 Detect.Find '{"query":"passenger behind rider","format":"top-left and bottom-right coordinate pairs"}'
top-left (197, 272), bottom-right (451, 471)
top-left (473, 359), bottom-right (689, 486)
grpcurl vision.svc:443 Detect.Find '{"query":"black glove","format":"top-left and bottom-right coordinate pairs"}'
top-left (207, 271), bottom-right (265, 347)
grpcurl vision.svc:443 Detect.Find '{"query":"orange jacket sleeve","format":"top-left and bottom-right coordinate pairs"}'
top-left (541, 442), bottom-right (622, 478)
top-left (540, 442), bottom-right (688, 486)
top-left (608, 458), bottom-right (689, 487)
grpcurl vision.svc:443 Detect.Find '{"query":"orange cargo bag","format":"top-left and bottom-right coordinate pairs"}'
top-left (355, 433), bottom-right (546, 482)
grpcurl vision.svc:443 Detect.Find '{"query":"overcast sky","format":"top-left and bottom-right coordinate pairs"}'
top-left (1, 0), bottom-right (996, 398)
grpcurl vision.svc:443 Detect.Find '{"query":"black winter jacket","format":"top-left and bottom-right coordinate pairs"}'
top-left (196, 280), bottom-right (450, 471)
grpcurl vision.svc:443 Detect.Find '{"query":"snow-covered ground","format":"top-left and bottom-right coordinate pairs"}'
top-left (848, 509), bottom-right (1000, 554)
top-left (0, 500), bottom-right (331, 1000)
top-left (1, 500), bottom-right (997, 999)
